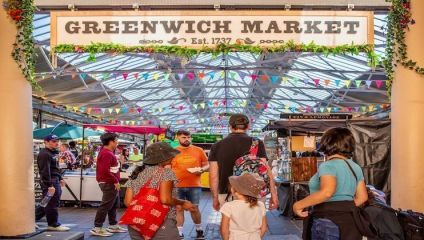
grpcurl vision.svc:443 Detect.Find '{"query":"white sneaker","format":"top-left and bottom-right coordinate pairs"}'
top-left (90, 227), bottom-right (113, 237)
top-left (107, 225), bottom-right (127, 233)
top-left (47, 225), bottom-right (70, 231)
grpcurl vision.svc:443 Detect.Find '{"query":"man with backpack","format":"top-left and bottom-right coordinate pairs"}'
top-left (208, 114), bottom-right (279, 211)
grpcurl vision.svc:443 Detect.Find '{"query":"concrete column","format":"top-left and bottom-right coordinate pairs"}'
top-left (0, 6), bottom-right (35, 236)
top-left (391, 0), bottom-right (424, 212)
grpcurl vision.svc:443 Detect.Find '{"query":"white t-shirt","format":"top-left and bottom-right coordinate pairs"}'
top-left (220, 200), bottom-right (266, 240)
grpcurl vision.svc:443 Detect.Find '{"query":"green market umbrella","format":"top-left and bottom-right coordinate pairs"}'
top-left (33, 124), bottom-right (102, 140)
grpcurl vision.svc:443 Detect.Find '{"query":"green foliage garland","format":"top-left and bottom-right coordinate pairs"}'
top-left (2, 0), bottom-right (37, 87)
top-left (54, 41), bottom-right (379, 69)
top-left (384, 0), bottom-right (423, 95)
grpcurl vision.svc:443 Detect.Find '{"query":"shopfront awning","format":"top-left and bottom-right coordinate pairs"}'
top-left (83, 124), bottom-right (166, 135)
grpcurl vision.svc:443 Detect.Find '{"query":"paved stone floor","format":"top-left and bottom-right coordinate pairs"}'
top-left (36, 191), bottom-right (302, 239)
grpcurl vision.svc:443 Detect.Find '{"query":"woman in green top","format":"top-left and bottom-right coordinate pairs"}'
top-left (293, 128), bottom-right (369, 240)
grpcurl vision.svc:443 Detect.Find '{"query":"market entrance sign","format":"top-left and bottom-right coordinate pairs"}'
top-left (51, 11), bottom-right (374, 47)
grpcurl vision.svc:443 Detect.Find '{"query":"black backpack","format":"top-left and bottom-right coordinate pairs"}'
top-left (397, 210), bottom-right (424, 240)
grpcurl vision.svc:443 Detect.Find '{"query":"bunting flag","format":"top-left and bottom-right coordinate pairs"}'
top-left (164, 73), bottom-right (170, 80)
top-left (293, 78), bottom-right (299, 85)
top-left (324, 79), bottom-right (330, 86)
top-left (320, 107), bottom-right (325, 113)
top-left (133, 73), bottom-right (139, 80)
top-left (304, 78), bottom-right (309, 85)
top-left (327, 107), bottom-right (332, 113)
top-left (200, 103), bottom-right (206, 109)
top-left (101, 108), bottom-right (106, 114)
top-left (261, 75), bottom-right (268, 82)
top-left (335, 80), bottom-right (341, 87)
top-left (229, 72), bottom-right (237, 79)
top-left (313, 79), bottom-right (320, 87)
top-left (208, 72), bottom-right (215, 80)
top-left (355, 80), bottom-right (362, 88)
top-left (108, 108), bottom-right (113, 114)
top-left (71, 74), bottom-right (77, 79)
top-left (153, 73), bottom-right (160, 80)
top-left (80, 73), bottom-right (87, 80)
top-left (365, 80), bottom-right (372, 88)
top-left (344, 80), bottom-right (351, 88)
top-left (102, 73), bottom-right (110, 79)
top-left (115, 108), bottom-right (121, 114)
top-left (376, 80), bottom-right (383, 88)
top-left (282, 77), bottom-right (289, 84)
top-left (122, 73), bottom-right (128, 80)
top-left (73, 106), bottom-right (79, 112)
top-left (187, 72), bottom-right (195, 80)
top-left (177, 73), bottom-right (185, 80)
top-left (137, 107), bottom-right (142, 113)
top-left (193, 104), bottom-right (198, 109)
top-left (143, 73), bottom-right (149, 80)
top-left (251, 74), bottom-right (258, 81)
top-left (198, 72), bottom-right (205, 79)
top-left (86, 107), bottom-right (92, 114)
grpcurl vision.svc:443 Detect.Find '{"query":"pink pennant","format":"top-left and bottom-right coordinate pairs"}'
top-left (251, 74), bottom-right (258, 81)
top-left (179, 105), bottom-right (184, 110)
top-left (376, 80), bottom-right (383, 88)
top-left (134, 73), bottom-right (139, 80)
top-left (264, 103), bottom-right (268, 110)
top-left (348, 107), bottom-right (353, 112)
top-left (313, 79), bottom-right (320, 87)
top-left (137, 107), bottom-right (142, 113)
top-left (306, 106), bottom-right (311, 112)
top-left (222, 100), bottom-right (227, 106)
top-left (187, 72), bottom-right (195, 80)
top-left (122, 73), bottom-right (128, 80)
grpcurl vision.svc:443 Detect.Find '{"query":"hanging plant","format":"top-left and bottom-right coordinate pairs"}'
top-left (54, 41), bottom-right (379, 69)
top-left (3, 0), bottom-right (37, 87)
top-left (384, 0), bottom-right (423, 95)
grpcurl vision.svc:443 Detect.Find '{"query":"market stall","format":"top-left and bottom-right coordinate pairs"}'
top-left (60, 124), bottom-right (166, 206)
top-left (263, 114), bottom-right (391, 216)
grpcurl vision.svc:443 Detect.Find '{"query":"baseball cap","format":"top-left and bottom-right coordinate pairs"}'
top-left (229, 114), bottom-right (250, 127)
top-left (44, 134), bottom-right (59, 142)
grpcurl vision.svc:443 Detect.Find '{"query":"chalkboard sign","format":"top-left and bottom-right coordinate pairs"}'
top-left (34, 153), bottom-right (43, 203)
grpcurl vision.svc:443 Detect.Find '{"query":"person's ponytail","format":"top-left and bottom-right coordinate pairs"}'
top-left (129, 165), bottom-right (146, 180)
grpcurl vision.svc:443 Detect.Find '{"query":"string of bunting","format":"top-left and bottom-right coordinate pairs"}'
top-left (63, 71), bottom-right (388, 89)
top-left (64, 103), bottom-right (390, 117)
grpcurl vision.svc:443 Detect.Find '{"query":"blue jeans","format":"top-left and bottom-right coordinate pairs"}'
top-left (311, 218), bottom-right (340, 240)
top-left (177, 187), bottom-right (202, 205)
top-left (35, 177), bottom-right (62, 227)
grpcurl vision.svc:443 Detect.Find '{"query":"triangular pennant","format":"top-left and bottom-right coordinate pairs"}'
top-left (102, 73), bottom-right (110, 79)
top-left (313, 79), bottom-right (320, 87)
top-left (131, 121), bottom-right (135, 126)
top-left (187, 72), bottom-right (195, 80)
top-left (80, 73), bottom-right (87, 80)
top-left (293, 78), bottom-right (299, 85)
top-left (176, 73), bottom-right (184, 80)
top-left (193, 104), bottom-right (198, 109)
top-left (327, 107), bottom-right (332, 113)
top-left (137, 107), bottom-right (142, 113)
top-left (198, 72), bottom-right (205, 79)
top-left (229, 72), bottom-right (237, 79)
top-left (284, 105), bottom-right (289, 111)
top-left (71, 74), bottom-right (77, 79)
top-left (101, 108), bottom-right (106, 114)
top-left (344, 80), bottom-right (351, 88)
top-left (361, 106), bottom-right (367, 112)
top-left (319, 107), bottom-right (324, 113)
top-left (200, 103), bottom-right (205, 109)
top-left (153, 73), bottom-right (160, 80)
top-left (281, 77), bottom-right (289, 84)
top-left (304, 78), bottom-right (310, 85)
top-left (73, 106), bottom-right (79, 112)
top-left (143, 73), bottom-right (149, 80)
top-left (290, 107), bottom-right (296, 112)
top-left (79, 107), bottom-right (86, 113)
top-left (122, 73), bottom-right (128, 80)
top-left (354, 107), bottom-right (360, 112)
top-left (251, 74), bottom-right (258, 81)
top-left (369, 105), bottom-right (375, 112)
top-left (333, 107), bottom-right (339, 112)
top-left (108, 108), bottom-right (113, 114)
top-left (115, 108), bottom-right (121, 114)
top-left (261, 75), bottom-right (268, 82)
top-left (305, 106), bottom-right (311, 113)
top-left (160, 73), bottom-right (168, 81)
top-left (133, 73), bottom-right (139, 80)
top-left (355, 80), bottom-right (362, 88)
top-left (376, 80), bottom-right (383, 88)
top-left (65, 105), bottom-right (71, 111)
top-left (324, 79), bottom-right (330, 86)
top-left (313, 107), bottom-right (318, 113)
top-left (208, 72), bottom-right (215, 80)
top-left (335, 80), bottom-right (341, 87)
top-left (365, 80), bottom-right (372, 88)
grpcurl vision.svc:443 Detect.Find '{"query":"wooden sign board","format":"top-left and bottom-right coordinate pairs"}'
top-left (50, 10), bottom-right (374, 48)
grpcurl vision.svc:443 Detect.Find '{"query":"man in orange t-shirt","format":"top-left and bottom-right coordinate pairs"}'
top-left (171, 130), bottom-right (209, 239)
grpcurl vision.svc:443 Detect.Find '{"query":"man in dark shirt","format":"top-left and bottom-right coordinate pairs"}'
top-left (91, 133), bottom-right (127, 237)
top-left (208, 114), bottom-right (279, 211)
top-left (36, 134), bottom-right (70, 231)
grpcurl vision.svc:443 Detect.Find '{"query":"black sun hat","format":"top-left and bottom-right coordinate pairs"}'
top-left (143, 142), bottom-right (180, 165)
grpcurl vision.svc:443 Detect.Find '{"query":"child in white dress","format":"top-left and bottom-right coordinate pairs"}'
top-left (220, 173), bottom-right (268, 240)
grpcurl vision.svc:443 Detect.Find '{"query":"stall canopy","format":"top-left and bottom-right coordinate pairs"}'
top-left (33, 124), bottom-right (102, 139)
top-left (83, 124), bottom-right (166, 135)
top-left (264, 119), bottom-right (349, 136)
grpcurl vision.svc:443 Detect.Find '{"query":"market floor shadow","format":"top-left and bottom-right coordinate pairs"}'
top-left (36, 191), bottom-right (302, 240)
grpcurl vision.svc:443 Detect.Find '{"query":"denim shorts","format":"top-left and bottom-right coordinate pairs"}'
top-left (311, 218), bottom-right (340, 240)
top-left (177, 187), bottom-right (202, 205)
